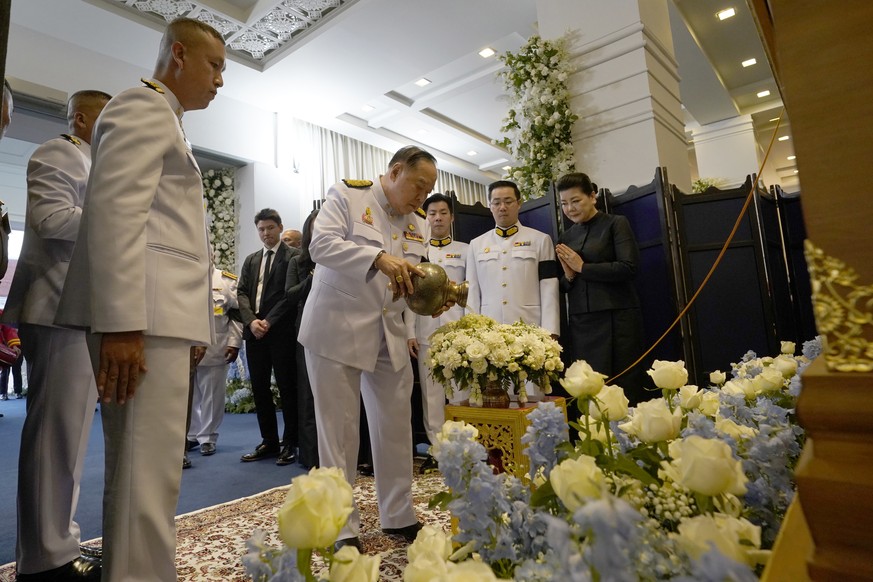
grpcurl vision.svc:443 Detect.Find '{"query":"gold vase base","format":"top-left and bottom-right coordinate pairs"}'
top-left (481, 386), bottom-right (511, 408)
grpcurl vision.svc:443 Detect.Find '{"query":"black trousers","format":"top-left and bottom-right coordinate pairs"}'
top-left (1, 357), bottom-right (23, 395)
top-left (295, 341), bottom-right (318, 468)
top-left (246, 332), bottom-right (298, 446)
top-left (568, 308), bottom-right (649, 406)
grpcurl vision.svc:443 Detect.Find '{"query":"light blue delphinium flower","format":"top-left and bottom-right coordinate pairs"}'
top-left (802, 335), bottom-right (822, 360)
top-left (522, 401), bottom-right (569, 479)
top-left (573, 496), bottom-right (642, 582)
top-left (674, 546), bottom-right (757, 582)
top-left (241, 529), bottom-right (303, 582)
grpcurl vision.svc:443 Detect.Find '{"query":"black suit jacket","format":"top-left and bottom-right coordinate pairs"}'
top-left (238, 244), bottom-right (296, 341)
top-left (558, 212), bottom-right (640, 314)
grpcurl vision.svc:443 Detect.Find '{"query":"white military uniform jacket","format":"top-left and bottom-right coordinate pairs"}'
top-left (299, 178), bottom-right (428, 372)
top-left (201, 268), bottom-right (243, 367)
top-left (56, 79), bottom-right (213, 344)
top-left (3, 134), bottom-right (90, 327)
top-left (405, 238), bottom-right (468, 345)
top-left (466, 222), bottom-right (560, 335)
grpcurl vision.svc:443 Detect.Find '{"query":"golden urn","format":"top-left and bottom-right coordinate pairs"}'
top-left (405, 263), bottom-right (468, 316)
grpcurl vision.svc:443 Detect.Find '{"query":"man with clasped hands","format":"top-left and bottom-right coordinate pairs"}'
top-left (55, 17), bottom-right (226, 582)
top-left (299, 146), bottom-right (454, 551)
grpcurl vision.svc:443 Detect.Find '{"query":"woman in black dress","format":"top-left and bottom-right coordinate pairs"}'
top-left (555, 173), bottom-right (648, 405)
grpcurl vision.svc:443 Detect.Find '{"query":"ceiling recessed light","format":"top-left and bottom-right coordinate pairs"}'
top-left (479, 47), bottom-right (496, 58)
top-left (361, 105), bottom-right (374, 112)
top-left (467, 150), bottom-right (478, 156)
top-left (717, 8), bottom-right (736, 20)
top-left (787, 155), bottom-right (796, 160)
top-left (778, 136), bottom-right (790, 141)
top-left (414, 78), bottom-right (431, 87)
top-left (757, 90), bottom-right (771, 98)
top-left (742, 58), bottom-right (757, 67)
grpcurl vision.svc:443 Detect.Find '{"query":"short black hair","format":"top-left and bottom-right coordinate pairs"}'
top-left (556, 173), bottom-right (598, 195)
top-left (422, 193), bottom-right (453, 214)
top-left (388, 145), bottom-right (437, 170)
top-left (254, 208), bottom-right (282, 225)
top-left (487, 180), bottom-right (520, 201)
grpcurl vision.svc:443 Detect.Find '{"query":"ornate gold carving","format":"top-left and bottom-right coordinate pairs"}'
top-left (804, 240), bottom-right (873, 372)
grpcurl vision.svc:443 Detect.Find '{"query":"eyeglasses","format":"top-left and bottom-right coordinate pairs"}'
top-left (489, 199), bottom-right (517, 208)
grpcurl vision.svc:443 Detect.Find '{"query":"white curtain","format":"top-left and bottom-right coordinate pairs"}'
top-left (292, 120), bottom-right (487, 207)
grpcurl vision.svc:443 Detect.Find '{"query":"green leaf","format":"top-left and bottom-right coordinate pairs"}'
top-left (428, 490), bottom-right (455, 510)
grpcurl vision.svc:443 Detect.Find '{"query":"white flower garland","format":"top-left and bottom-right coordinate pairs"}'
top-left (202, 167), bottom-right (238, 271)
top-left (496, 34), bottom-right (578, 200)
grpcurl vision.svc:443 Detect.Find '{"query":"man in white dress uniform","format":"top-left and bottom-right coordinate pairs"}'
top-left (187, 267), bottom-right (243, 456)
top-left (3, 90), bottom-right (110, 581)
top-left (55, 18), bottom-right (225, 582)
top-left (405, 193), bottom-right (468, 472)
top-left (299, 146), bottom-right (454, 551)
top-left (466, 180), bottom-right (560, 397)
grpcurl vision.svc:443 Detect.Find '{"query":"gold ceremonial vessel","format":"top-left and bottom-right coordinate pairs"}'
top-left (405, 263), bottom-right (468, 316)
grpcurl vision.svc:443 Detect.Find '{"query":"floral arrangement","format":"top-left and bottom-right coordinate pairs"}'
top-left (426, 314), bottom-right (564, 405)
top-left (203, 167), bottom-right (238, 271)
top-left (692, 177), bottom-right (729, 193)
top-left (226, 355), bottom-right (284, 414)
top-left (243, 467), bottom-right (380, 582)
top-left (414, 337), bottom-right (820, 580)
top-left (496, 34), bottom-right (578, 200)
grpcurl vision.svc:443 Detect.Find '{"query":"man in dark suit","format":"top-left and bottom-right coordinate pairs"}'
top-left (237, 208), bottom-right (298, 465)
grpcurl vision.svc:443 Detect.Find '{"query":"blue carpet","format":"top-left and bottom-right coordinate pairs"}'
top-left (0, 398), bottom-right (306, 566)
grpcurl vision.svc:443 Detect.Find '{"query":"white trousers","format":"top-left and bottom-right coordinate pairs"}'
top-left (188, 364), bottom-right (228, 444)
top-left (87, 334), bottom-right (190, 582)
top-left (16, 324), bottom-right (97, 574)
top-left (305, 342), bottom-right (417, 540)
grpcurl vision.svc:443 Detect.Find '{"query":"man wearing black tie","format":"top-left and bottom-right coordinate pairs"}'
top-left (237, 208), bottom-right (298, 465)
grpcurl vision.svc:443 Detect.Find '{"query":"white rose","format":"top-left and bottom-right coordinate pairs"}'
top-left (588, 384), bottom-right (629, 421)
top-left (678, 385), bottom-right (702, 410)
top-left (277, 467), bottom-right (353, 549)
top-left (330, 545), bottom-right (381, 582)
top-left (444, 560), bottom-right (499, 581)
top-left (407, 525), bottom-right (452, 562)
top-left (722, 378), bottom-right (757, 399)
top-left (222, 175), bottom-right (233, 186)
top-left (404, 551), bottom-right (449, 582)
top-left (663, 435), bottom-right (747, 496)
top-left (715, 416), bottom-right (757, 440)
top-left (559, 360), bottom-right (605, 398)
top-left (698, 391), bottom-right (721, 417)
top-left (618, 398), bottom-right (682, 443)
top-left (647, 360), bottom-right (688, 390)
top-left (709, 370), bottom-right (726, 386)
top-left (677, 514), bottom-right (764, 566)
top-left (780, 341), bottom-right (796, 355)
top-left (772, 355), bottom-right (798, 379)
top-left (549, 455), bottom-right (605, 511)
top-left (752, 367), bottom-right (784, 393)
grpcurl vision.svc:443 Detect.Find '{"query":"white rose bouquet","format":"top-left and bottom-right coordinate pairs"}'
top-left (202, 167), bottom-right (237, 271)
top-left (427, 314), bottom-right (563, 405)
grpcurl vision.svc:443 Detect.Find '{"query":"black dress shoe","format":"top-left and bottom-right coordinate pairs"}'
top-left (186, 439), bottom-right (199, 452)
top-left (333, 537), bottom-right (362, 553)
top-left (357, 463), bottom-right (374, 477)
top-left (382, 521), bottom-right (423, 543)
top-left (276, 445), bottom-right (298, 466)
top-left (182, 453), bottom-right (192, 469)
top-left (419, 455), bottom-right (439, 475)
top-left (17, 556), bottom-right (101, 581)
top-left (240, 442), bottom-right (280, 462)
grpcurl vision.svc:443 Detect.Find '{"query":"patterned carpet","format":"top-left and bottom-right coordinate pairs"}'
top-left (0, 465), bottom-right (451, 581)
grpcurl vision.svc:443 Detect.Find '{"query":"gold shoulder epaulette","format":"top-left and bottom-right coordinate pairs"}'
top-left (221, 270), bottom-right (238, 280)
top-left (415, 207), bottom-right (426, 218)
top-left (60, 133), bottom-right (82, 146)
top-left (141, 78), bottom-right (165, 94)
top-left (342, 179), bottom-right (373, 189)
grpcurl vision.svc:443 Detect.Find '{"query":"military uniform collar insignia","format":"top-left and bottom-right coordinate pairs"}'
top-left (343, 179), bottom-right (373, 189)
top-left (430, 236), bottom-right (452, 247)
top-left (495, 225), bottom-right (519, 238)
top-left (141, 78), bottom-right (165, 94)
top-left (415, 207), bottom-right (426, 218)
top-left (221, 270), bottom-right (238, 280)
top-left (60, 133), bottom-right (82, 146)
